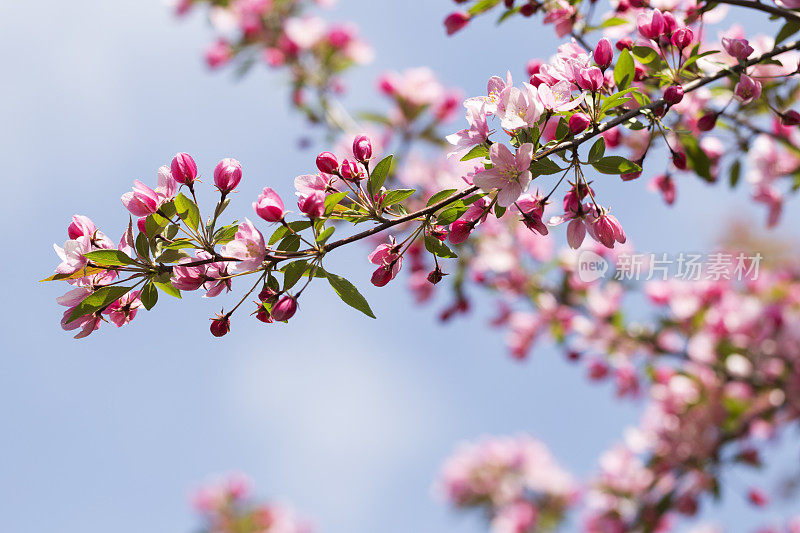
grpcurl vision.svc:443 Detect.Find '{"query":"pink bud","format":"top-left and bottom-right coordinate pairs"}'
top-left (697, 112), bottom-right (718, 131)
top-left (747, 487), bottom-right (769, 507)
top-left (448, 219), bottom-right (474, 244)
top-left (352, 135), bottom-right (373, 163)
top-left (444, 12), bottom-right (470, 36)
top-left (722, 37), bottom-right (754, 60)
top-left (253, 187), bottom-right (285, 223)
top-left (371, 266), bottom-right (394, 287)
top-left (171, 152), bottom-right (198, 185)
top-left (650, 174), bottom-right (676, 205)
top-left (213, 158), bottom-right (242, 194)
top-left (316, 151), bottom-right (339, 174)
top-left (594, 38), bottom-right (614, 70)
top-left (569, 112), bottom-right (591, 133)
top-left (297, 191), bottom-right (326, 219)
top-left (427, 268), bottom-right (445, 285)
top-left (671, 27), bottom-right (693, 49)
top-left (67, 215), bottom-right (96, 240)
top-left (210, 315), bottom-right (230, 337)
top-left (255, 305), bottom-right (273, 323)
top-left (637, 9), bottom-right (666, 40)
top-left (781, 109), bottom-right (800, 126)
top-left (616, 37), bottom-right (633, 51)
top-left (258, 286), bottom-right (279, 303)
top-left (340, 158), bottom-right (363, 182)
top-left (664, 85), bottom-right (684, 105)
top-left (271, 296), bottom-right (298, 321)
top-left (576, 67), bottom-right (604, 92)
top-left (734, 74), bottom-right (762, 104)
top-left (137, 217), bottom-right (147, 235)
top-left (672, 150), bottom-right (687, 170)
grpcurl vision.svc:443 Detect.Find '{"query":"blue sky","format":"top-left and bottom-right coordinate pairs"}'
top-left (1, 1), bottom-right (798, 532)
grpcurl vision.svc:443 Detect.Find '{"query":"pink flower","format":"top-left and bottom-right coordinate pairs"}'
top-left (58, 287), bottom-right (102, 339)
top-left (542, 0), bottom-right (576, 37)
top-left (352, 134), bottom-right (372, 162)
top-left (171, 152), bottom-right (198, 185)
top-left (121, 180), bottom-right (160, 217)
top-left (205, 39), bottom-right (232, 68)
top-left (637, 9), bottom-right (666, 40)
top-left (369, 239), bottom-right (403, 287)
top-left (446, 103), bottom-right (489, 158)
top-left (649, 174), bottom-right (676, 205)
top-left (589, 212), bottom-right (627, 248)
top-left (444, 12), bottom-right (470, 36)
top-left (734, 74), bottom-right (762, 104)
top-left (671, 27), bottom-right (694, 49)
top-left (569, 112), bottom-right (591, 134)
top-left (172, 258), bottom-right (206, 291)
top-left (465, 71), bottom-right (513, 114)
top-left (213, 158), bottom-right (242, 194)
top-left (537, 82), bottom-right (584, 113)
top-left (297, 190), bottom-right (325, 218)
top-left (473, 143), bottom-right (534, 207)
top-left (220, 219), bottom-right (267, 272)
top-left (67, 215), bottom-right (96, 240)
top-left (295, 174), bottom-right (333, 197)
top-left (497, 85), bottom-right (544, 131)
top-left (103, 290), bottom-right (142, 327)
top-left (576, 66), bottom-right (604, 92)
top-left (722, 37), bottom-right (754, 60)
top-left (315, 152), bottom-right (339, 174)
top-left (253, 187), bottom-right (285, 222)
top-left (516, 192), bottom-right (549, 235)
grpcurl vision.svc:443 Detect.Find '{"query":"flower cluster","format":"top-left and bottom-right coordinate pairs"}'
top-left (176, 0), bottom-right (372, 121)
top-left (192, 474), bottom-right (311, 533)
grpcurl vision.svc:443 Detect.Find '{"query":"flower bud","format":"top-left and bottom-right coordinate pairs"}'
top-left (448, 219), bottom-right (474, 244)
top-left (316, 151), bottom-right (339, 174)
top-left (297, 191), bottom-right (326, 218)
top-left (520, 3), bottom-right (538, 16)
top-left (253, 187), bottom-right (285, 222)
top-left (722, 37), bottom-right (754, 60)
top-left (637, 9), bottom-right (666, 40)
top-left (210, 315), bottom-right (230, 337)
top-left (171, 152), bottom-right (198, 185)
top-left (352, 135), bottom-right (373, 163)
top-left (671, 27), bottom-right (693, 49)
top-left (697, 111), bottom-right (718, 131)
top-left (616, 37), bottom-right (633, 51)
top-left (594, 38), bottom-right (614, 70)
top-left (780, 109), bottom-right (800, 126)
top-left (258, 286), bottom-right (279, 303)
top-left (672, 150), bottom-right (687, 170)
top-left (213, 158), bottom-right (242, 194)
top-left (427, 268), bottom-right (445, 285)
top-left (271, 296), bottom-right (298, 321)
top-left (255, 305), bottom-right (273, 323)
top-left (569, 113), bottom-right (591, 134)
top-left (68, 215), bottom-right (97, 240)
top-left (444, 12), bottom-right (470, 35)
top-left (340, 158), bottom-right (363, 182)
top-left (137, 217), bottom-right (147, 235)
top-left (664, 85), bottom-right (684, 105)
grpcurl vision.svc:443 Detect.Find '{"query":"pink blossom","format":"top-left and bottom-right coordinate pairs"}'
top-left (220, 219), bottom-right (267, 272)
top-left (649, 174), bottom-right (676, 205)
top-left (67, 215), bottom-right (96, 240)
top-left (104, 290), bottom-right (142, 327)
top-left (294, 173), bottom-right (332, 198)
top-left (58, 287), bottom-right (102, 339)
top-left (253, 187), bottom-right (285, 223)
top-left (297, 190), bottom-right (325, 218)
top-left (446, 103), bottom-right (489, 158)
top-left (537, 82), bottom-right (584, 113)
top-left (121, 180), bottom-right (160, 217)
top-left (473, 143), bottom-right (534, 207)
top-left (213, 158), bottom-right (242, 194)
top-left (496, 84), bottom-right (544, 131)
top-left (734, 74), bottom-right (762, 104)
top-left (637, 9), bottom-right (666, 40)
top-left (722, 37), bottom-right (754, 60)
top-left (543, 0), bottom-right (576, 37)
top-left (444, 12), bottom-right (470, 36)
top-left (369, 239), bottom-right (403, 287)
top-left (205, 39), bottom-right (232, 68)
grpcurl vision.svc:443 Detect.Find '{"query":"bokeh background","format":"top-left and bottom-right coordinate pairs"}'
top-left (1, 1), bottom-right (799, 532)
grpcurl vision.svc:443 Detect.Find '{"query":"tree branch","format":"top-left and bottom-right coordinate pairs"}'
top-left (711, 0), bottom-right (800, 23)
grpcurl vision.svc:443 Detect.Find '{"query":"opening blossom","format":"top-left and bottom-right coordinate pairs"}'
top-left (369, 239), bottom-right (403, 287)
top-left (473, 143), bottom-right (534, 207)
top-left (446, 102), bottom-right (489, 158)
top-left (220, 219), bottom-right (267, 272)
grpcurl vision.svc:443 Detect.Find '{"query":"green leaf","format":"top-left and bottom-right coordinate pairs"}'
top-left (632, 45), bottom-right (660, 64)
top-left (382, 189), bottom-right (416, 206)
top-left (437, 204), bottom-right (470, 225)
top-left (729, 160), bottom-right (741, 188)
top-left (277, 234), bottom-right (301, 252)
top-left (141, 282), bottom-right (158, 310)
top-left (154, 248), bottom-right (189, 264)
top-left (614, 48), bottom-right (635, 91)
top-left (681, 50), bottom-right (719, 70)
top-left (425, 236), bottom-right (458, 258)
top-left (460, 144), bottom-right (490, 161)
top-left (357, 111), bottom-right (393, 126)
top-left (325, 271), bottom-right (376, 319)
top-left (154, 281), bottom-right (181, 299)
top-left (316, 226), bottom-right (335, 244)
top-left (588, 138), bottom-right (606, 163)
top-left (283, 260), bottom-right (309, 291)
top-left (529, 157), bottom-right (563, 176)
top-left (776, 21), bottom-right (800, 45)
top-left (426, 189), bottom-right (458, 206)
top-left (174, 193), bottom-right (200, 231)
top-left (323, 192), bottom-right (349, 216)
top-left (135, 233), bottom-right (150, 261)
top-left (213, 224), bottom-right (240, 245)
top-left (468, 0), bottom-right (500, 15)
top-left (494, 203), bottom-right (506, 219)
top-left (367, 155), bottom-right (393, 197)
top-left (600, 91), bottom-right (633, 115)
top-left (592, 156), bottom-right (642, 175)
top-left (67, 286), bottom-right (132, 323)
top-left (681, 135), bottom-right (713, 181)
top-left (599, 16), bottom-right (627, 28)
top-left (83, 249), bottom-right (137, 267)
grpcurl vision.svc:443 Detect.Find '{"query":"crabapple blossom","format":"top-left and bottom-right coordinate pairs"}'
top-left (473, 143), bottom-right (533, 207)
